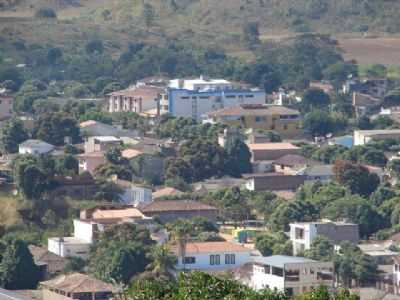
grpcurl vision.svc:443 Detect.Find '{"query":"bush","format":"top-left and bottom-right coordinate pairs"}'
top-left (35, 8), bottom-right (57, 19)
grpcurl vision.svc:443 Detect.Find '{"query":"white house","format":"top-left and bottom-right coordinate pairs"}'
top-left (114, 179), bottom-right (153, 206)
top-left (172, 241), bottom-right (252, 271)
top-left (250, 255), bottom-right (334, 296)
top-left (160, 77), bottom-right (265, 121)
top-left (354, 129), bottom-right (400, 146)
top-left (19, 139), bottom-right (55, 155)
top-left (290, 221), bottom-right (359, 255)
top-left (48, 206), bottom-right (151, 258)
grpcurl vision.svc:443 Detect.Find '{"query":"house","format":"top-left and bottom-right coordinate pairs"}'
top-left (19, 139), bottom-right (55, 155)
top-left (193, 177), bottom-right (247, 194)
top-left (309, 81), bottom-right (335, 95)
top-left (152, 187), bottom-right (184, 199)
top-left (77, 151), bottom-right (106, 174)
top-left (289, 221), bottom-right (359, 255)
top-left (300, 164), bottom-right (335, 183)
top-left (139, 200), bottom-right (218, 223)
top-left (159, 77), bottom-right (266, 121)
top-left (84, 136), bottom-right (122, 153)
top-left (0, 288), bottom-right (34, 300)
top-left (393, 256), bottom-right (400, 295)
top-left (344, 78), bottom-right (390, 99)
top-left (113, 179), bottom-right (153, 206)
top-left (250, 255), bottom-right (334, 295)
top-left (354, 129), bottom-right (400, 146)
top-left (121, 148), bottom-right (143, 160)
top-left (272, 154), bottom-right (321, 175)
top-left (244, 173), bottom-right (306, 192)
top-left (359, 241), bottom-right (398, 264)
top-left (51, 175), bottom-right (97, 199)
top-left (171, 241), bottom-right (252, 271)
top-left (0, 95), bottom-right (13, 121)
top-left (107, 86), bottom-right (163, 114)
top-left (28, 245), bottom-right (67, 280)
top-left (248, 143), bottom-right (300, 161)
top-left (80, 120), bottom-right (139, 138)
top-left (40, 273), bottom-right (116, 300)
top-left (204, 104), bottom-right (301, 138)
top-left (352, 92), bottom-right (381, 118)
top-left (48, 205), bottom-right (150, 258)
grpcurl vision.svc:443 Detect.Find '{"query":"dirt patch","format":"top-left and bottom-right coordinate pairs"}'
top-left (338, 37), bottom-right (400, 66)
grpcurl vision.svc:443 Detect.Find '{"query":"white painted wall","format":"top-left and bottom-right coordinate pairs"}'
top-left (176, 251), bottom-right (251, 271)
top-left (73, 220), bottom-right (95, 243)
top-left (120, 186), bottom-right (153, 206)
top-left (48, 238), bottom-right (90, 259)
top-left (290, 224), bottom-right (317, 255)
top-left (19, 144), bottom-right (54, 155)
top-left (252, 264), bottom-right (285, 290)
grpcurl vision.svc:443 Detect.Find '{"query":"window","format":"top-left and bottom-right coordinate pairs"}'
top-left (295, 227), bottom-right (305, 239)
top-left (255, 116), bottom-right (266, 123)
top-left (264, 265), bottom-right (271, 274)
top-left (210, 255), bottom-right (220, 265)
top-left (270, 125), bottom-right (275, 130)
top-left (272, 267), bottom-right (283, 277)
top-left (245, 95), bottom-right (254, 98)
top-left (225, 254), bottom-right (236, 265)
top-left (199, 96), bottom-right (210, 99)
top-left (225, 95), bottom-right (236, 99)
top-left (181, 96), bottom-right (189, 100)
top-left (192, 96), bottom-right (197, 99)
top-left (283, 124), bottom-right (288, 130)
top-left (183, 257), bottom-right (196, 264)
top-left (285, 269), bottom-right (300, 281)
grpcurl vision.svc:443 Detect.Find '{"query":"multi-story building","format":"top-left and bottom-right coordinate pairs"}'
top-left (159, 77), bottom-right (266, 120)
top-left (250, 255), bottom-right (334, 296)
top-left (354, 129), bottom-right (400, 146)
top-left (48, 206), bottom-right (151, 258)
top-left (205, 104), bottom-right (301, 138)
top-left (107, 86), bottom-right (163, 114)
top-left (84, 136), bottom-right (122, 153)
top-left (290, 221), bottom-right (359, 255)
top-left (171, 241), bottom-right (252, 271)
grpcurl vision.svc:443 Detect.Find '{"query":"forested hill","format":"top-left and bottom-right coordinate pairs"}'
top-left (2, 0), bottom-right (400, 34)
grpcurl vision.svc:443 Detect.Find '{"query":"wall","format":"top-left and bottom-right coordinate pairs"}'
top-left (316, 223), bottom-right (359, 244)
top-left (145, 210), bottom-right (217, 224)
top-left (176, 251), bottom-right (251, 270)
top-left (0, 96), bottom-right (13, 121)
top-left (48, 238), bottom-right (90, 259)
top-left (251, 148), bottom-right (299, 161)
top-left (121, 186), bottom-right (153, 206)
top-left (43, 290), bottom-right (73, 300)
top-left (249, 175), bottom-right (306, 191)
top-left (73, 220), bottom-right (94, 243)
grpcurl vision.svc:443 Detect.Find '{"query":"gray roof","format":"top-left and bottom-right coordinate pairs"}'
top-left (19, 139), bottom-right (54, 148)
top-left (303, 164), bottom-right (334, 177)
top-left (0, 288), bottom-right (33, 300)
top-left (252, 255), bottom-right (316, 268)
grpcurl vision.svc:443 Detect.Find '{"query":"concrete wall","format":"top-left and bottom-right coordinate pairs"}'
top-left (48, 238), bottom-right (90, 259)
top-left (176, 251), bottom-right (251, 271)
top-left (74, 220), bottom-right (94, 243)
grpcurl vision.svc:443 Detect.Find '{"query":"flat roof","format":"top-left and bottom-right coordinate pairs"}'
top-left (92, 136), bottom-right (121, 142)
top-left (354, 129), bottom-right (400, 135)
top-left (252, 255), bottom-right (317, 268)
top-left (49, 237), bottom-right (91, 245)
top-left (247, 143), bottom-right (299, 151)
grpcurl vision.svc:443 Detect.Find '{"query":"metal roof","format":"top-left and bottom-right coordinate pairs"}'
top-left (252, 255), bottom-right (316, 268)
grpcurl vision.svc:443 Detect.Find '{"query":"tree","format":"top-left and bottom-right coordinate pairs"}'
top-left (33, 112), bottom-right (80, 145)
top-left (304, 235), bottom-right (334, 261)
top-left (0, 238), bottom-right (40, 289)
top-left (297, 286), bottom-right (359, 300)
top-left (89, 224), bottom-right (153, 284)
top-left (47, 47), bottom-right (62, 65)
top-left (93, 180), bottom-right (123, 202)
top-left (224, 138), bottom-right (252, 177)
top-left (388, 159), bottom-right (400, 178)
top-left (255, 232), bottom-right (292, 256)
top-left (142, 3), bottom-right (155, 28)
top-left (129, 271), bottom-right (290, 300)
top-left (145, 245), bottom-right (177, 279)
top-left (166, 219), bottom-right (193, 270)
top-left (85, 40), bottom-right (104, 54)
top-left (0, 119), bottom-right (29, 153)
top-left (333, 160), bottom-right (379, 197)
top-left (303, 110), bottom-right (335, 137)
top-left (19, 165), bottom-right (47, 200)
top-left (301, 88), bottom-right (330, 112)
top-left (105, 147), bottom-right (124, 165)
top-left (35, 7), bottom-right (57, 18)
top-left (242, 22), bottom-right (260, 47)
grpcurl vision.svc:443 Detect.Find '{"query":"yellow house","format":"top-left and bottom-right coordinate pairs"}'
top-left (205, 104), bottom-right (301, 138)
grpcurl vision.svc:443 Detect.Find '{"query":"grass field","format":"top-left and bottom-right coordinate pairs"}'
top-left (0, 187), bottom-right (19, 227)
top-left (338, 37), bottom-right (400, 66)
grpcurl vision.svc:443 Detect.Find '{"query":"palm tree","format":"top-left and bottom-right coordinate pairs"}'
top-left (167, 219), bottom-right (193, 270)
top-left (147, 245), bottom-right (177, 279)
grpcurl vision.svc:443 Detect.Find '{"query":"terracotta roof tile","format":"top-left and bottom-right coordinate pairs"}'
top-left (207, 104), bottom-right (299, 117)
top-left (248, 143), bottom-right (299, 151)
top-left (170, 241), bottom-right (250, 255)
top-left (41, 273), bottom-right (115, 293)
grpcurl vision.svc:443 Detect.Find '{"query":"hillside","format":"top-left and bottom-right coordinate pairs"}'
top-left (1, 0), bottom-right (400, 65)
